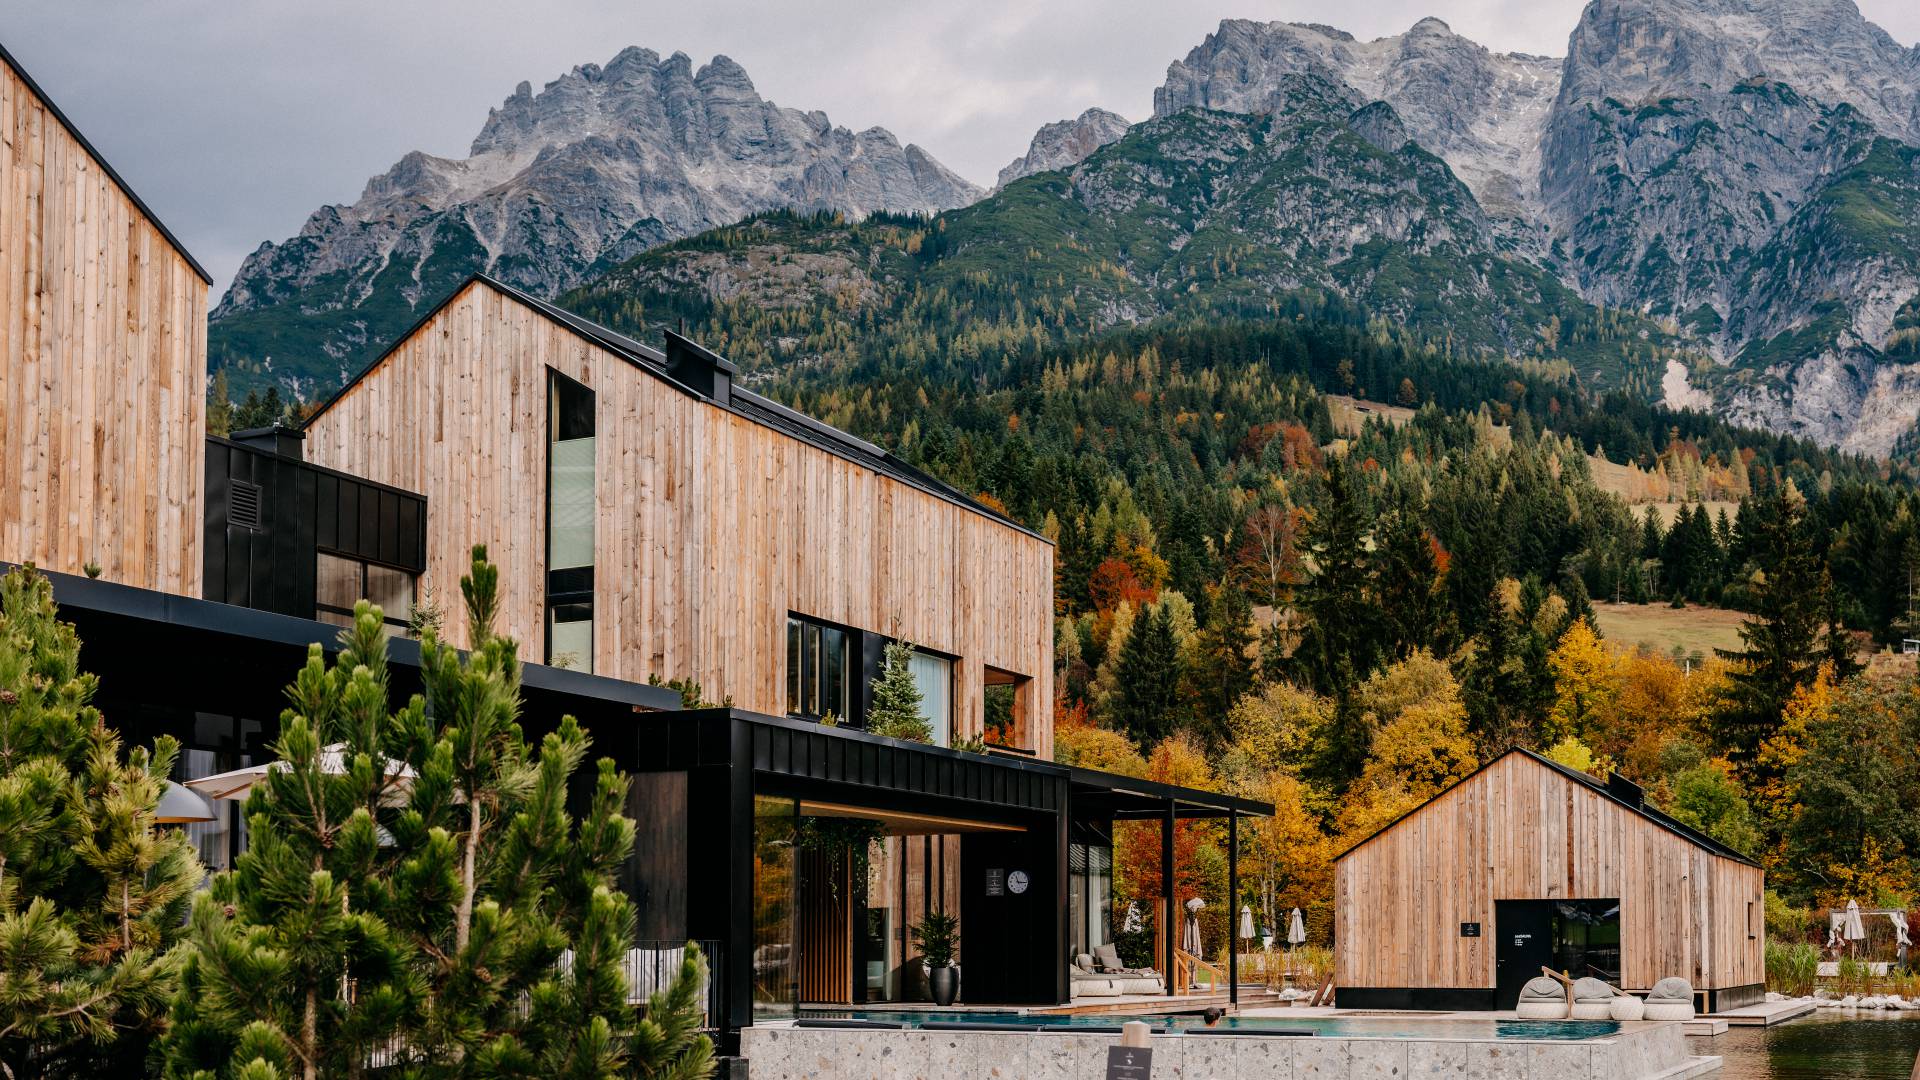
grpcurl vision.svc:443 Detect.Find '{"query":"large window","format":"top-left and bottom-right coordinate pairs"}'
top-left (1069, 835), bottom-right (1114, 957)
top-left (786, 616), bottom-right (849, 721)
top-left (315, 552), bottom-right (414, 630)
top-left (752, 796), bottom-right (798, 1019)
top-left (546, 371), bottom-right (595, 671)
top-left (909, 650), bottom-right (953, 747)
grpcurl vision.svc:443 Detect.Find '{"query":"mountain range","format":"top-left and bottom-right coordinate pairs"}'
top-left (212, 0), bottom-right (1920, 457)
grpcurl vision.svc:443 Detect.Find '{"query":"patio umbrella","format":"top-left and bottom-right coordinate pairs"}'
top-left (187, 743), bottom-right (418, 806)
top-left (1239, 905), bottom-right (1255, 942)
top-left (1121, 901), bottom-right (1143, 935)
top-left (1183, 897), bottom-right (1205, 957)
top-left (1287, 908), bottom-right (1307, 948)
top-left (155, 780), bottom-right (216, 824)
top-left (1845, 899), bottom-right (1867, 943)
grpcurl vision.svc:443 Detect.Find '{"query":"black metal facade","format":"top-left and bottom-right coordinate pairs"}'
top-left (203, 433), bottom-right (427, 618)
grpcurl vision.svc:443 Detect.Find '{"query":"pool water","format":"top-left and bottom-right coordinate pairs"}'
top-left (802, 1009), bottom-right (1620, 1041)
top-left (1694, 1014), bottom-right (1920, 1079)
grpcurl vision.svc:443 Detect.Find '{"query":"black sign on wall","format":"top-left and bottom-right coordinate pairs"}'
top-left (1461, 922), bottom-right (1481, 937)
top-left (1105, 1046), bottom-right (1152, 1080)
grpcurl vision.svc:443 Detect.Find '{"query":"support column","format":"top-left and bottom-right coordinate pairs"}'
top-left (1228, 810), bottom-right (1239, 1006)
top-left (1163, 798), bottom-right (1176, 997)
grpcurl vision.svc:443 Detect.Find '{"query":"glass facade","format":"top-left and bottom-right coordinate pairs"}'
top-left (752, 795), bottom-right (798, 1019)
top-left (314, 551), bottom-right (415, 630)
top-left (546, 371), bottom-right (595, 671)
top-left (1553, 900), bottom-right (1622, 982)
top-left (1069, 838), bottom-right (1114, 957)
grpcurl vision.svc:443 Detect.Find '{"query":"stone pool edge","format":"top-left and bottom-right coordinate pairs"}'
top-left (739, 1020), bottom-right (1721, 1079)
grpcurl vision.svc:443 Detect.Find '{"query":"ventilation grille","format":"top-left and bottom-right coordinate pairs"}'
top-left (228, 480), bottom-right (263, 531)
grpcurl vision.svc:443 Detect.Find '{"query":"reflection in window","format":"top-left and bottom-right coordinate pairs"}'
top-left (785, 616), bottom-right (848, 721)
top-left (315, 552), bottom-right (414, 630)
top-left (752, 796), bottom-right (798, 1020)
top-left (909, 651), bottom-right (953, 748)
top-left (546, 371), bottom-right (595, 671)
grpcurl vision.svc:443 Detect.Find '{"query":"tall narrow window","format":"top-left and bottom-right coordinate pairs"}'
top-left (546, 371), bottom-right (595, 671)
top-left (909, 651), bottom-right (953, 747)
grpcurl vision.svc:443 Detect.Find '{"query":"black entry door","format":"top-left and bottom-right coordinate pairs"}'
top-left (1495, 901), bottom-right (1557, 1010)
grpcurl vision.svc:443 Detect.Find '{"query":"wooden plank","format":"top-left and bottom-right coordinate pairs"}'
top-left (0, 60), bottom-right (204, 594)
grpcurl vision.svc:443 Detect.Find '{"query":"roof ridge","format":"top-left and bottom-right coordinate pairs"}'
top-left (0, 39), bottom-right (212, 284)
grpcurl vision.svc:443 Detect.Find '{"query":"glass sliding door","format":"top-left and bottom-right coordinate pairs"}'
top-left (752, 795), bottom-right (799, 1020)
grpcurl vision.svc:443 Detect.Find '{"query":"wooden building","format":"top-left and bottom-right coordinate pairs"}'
top-left (302, 276), bottom-right (1055, 756)
top-left (1333, 748), bottom-right (1765, 1012)
top-left (0, 42), bottom-right (209, 595)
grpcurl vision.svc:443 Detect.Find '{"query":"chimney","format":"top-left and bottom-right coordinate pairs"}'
top-left (232, 424), bottom-right (305, 461)
top-left (1605, 771), bottom-right (1644, 810)
top-left (664, 330), bottom-right (736, 406)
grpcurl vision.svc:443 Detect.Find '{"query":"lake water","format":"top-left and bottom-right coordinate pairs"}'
top-left (1694, 1013), bottom-right (1920, 1078)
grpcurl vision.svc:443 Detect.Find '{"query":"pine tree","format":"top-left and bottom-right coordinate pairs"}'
top-left (0, 566), bottom-right (203, 1080)
top-left (167, 548), bottom-right (715, 1079)
top-left (866, 639), bottom-right (931, 743)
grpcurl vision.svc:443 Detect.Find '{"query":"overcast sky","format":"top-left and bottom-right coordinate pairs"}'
top-left (5, 1), bottom-right (1918, 297)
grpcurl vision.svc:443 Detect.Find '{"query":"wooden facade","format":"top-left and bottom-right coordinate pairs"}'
top-left (1333, 750), bottom-right (1764, 1006)
top-left (302, 279), bottom-right (1056, 755)
top-left (0, 47), bottom-right (208, 594)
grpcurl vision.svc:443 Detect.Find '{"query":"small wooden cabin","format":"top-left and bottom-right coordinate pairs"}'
top-left (1334, 748), bottom-right (1764, 1012)
top-left (302, 276), bottom-right (1055, 756)
top-left (0, 42), bottom-right (209, 595)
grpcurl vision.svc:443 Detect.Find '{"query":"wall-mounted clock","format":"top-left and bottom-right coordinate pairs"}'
top-left (1007, 869), bottom-right (1030, 895)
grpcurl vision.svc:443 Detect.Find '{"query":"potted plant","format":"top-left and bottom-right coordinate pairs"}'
top-left (912, 911), bottom-right (961, 1006)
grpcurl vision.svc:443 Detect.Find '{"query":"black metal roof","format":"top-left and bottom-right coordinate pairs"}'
top-left (1065, 765), bottom-right (1275, 820)
top-left (9, 563), bottom-right (683, 715)
top-left (303, 274), bottom-right (1046, 543)
top-left (1333, 747), bottom-right (1761, 868)
top-left (0, 39), bottom-right (212, 284)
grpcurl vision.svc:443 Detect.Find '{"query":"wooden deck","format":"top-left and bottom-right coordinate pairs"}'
top-left (1701, 997), bottom-right (1817, 1026)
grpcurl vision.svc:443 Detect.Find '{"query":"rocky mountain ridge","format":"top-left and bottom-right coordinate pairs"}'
top-left (994, 108), bottom-right (1132, 189)
top-left (209, 46), bottom-right (980, 396)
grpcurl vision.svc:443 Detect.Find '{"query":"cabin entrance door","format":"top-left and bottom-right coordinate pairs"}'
top-left (1494, 901), bottom-right (1557, 1010)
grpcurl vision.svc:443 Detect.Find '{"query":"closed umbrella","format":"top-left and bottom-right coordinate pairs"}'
top-left (1287, 907), bottom-right (1307, 980)
top-left (1183, 898), bottom-right (1205, 957)
top-left (1239, 905), bottom-right (1255, 942)
top-left (1845, 899), bottom-right (1867, 942)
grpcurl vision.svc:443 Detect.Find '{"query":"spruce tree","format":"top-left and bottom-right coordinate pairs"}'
top-left (1114, 604), bottom-right (1183, 746)
top-left (0, 566), bottom-right (203, 1080)
top-left (1291, 459), bottom-right (1380, 702)
top-left (866, 640), bottom-right (931, 743)
top-left (1188, 585), bottom-right (1255, 743)
top-left (1718, 486), bottom-right (1825, 758)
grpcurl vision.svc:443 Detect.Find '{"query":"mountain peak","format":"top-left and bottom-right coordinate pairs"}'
top-left (1408, 16), bottom-right (1454, 35)
top-left (995, 107), bottom-right (1133, 189)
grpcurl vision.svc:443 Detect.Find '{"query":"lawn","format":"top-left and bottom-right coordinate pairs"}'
top-left (1591, 601), bottom-right (1748, 659)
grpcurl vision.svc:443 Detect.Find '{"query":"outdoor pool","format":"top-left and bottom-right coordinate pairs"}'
top-left (801, 1008), bottom-right (1623, 1040)
top-left (1695, 1013), bottom-right (1920, 1078)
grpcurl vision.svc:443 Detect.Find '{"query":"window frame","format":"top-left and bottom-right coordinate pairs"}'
top-left (785, 612), bottom-right (852, 722)
top-left (314, 549), bottom-right (416, 630)
top-left (544, 368), bottom-right (597, 671)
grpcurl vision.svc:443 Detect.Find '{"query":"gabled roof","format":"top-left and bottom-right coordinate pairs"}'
top-left (0, 39), bottom-right (212, 284)
top-left (1333, 747), bottom-right (1761, 868)
top-left (303, 274), bottom-right (1046, 542)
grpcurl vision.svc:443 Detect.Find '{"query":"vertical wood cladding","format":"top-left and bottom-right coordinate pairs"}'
top-left (0, 55), bottom-right (207, 594)
top-left (303, 281), bottom-right (1056, 755)
top-left (1333, 752), bottom-right (1765, 994)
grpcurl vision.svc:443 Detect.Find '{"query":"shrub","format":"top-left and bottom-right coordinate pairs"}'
top-left (1764, 938), bottom-right (1818, 997)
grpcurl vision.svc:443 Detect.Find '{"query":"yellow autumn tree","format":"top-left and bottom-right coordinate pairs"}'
top-left (1228, 680), bottom-right (1331, 775)
top-left (1346, 650), bottom-right (1476, 802)
top-left (1242, 771), bottom-right (1335, 943)
top-left (1547, 617), bottom-right (1618, 744)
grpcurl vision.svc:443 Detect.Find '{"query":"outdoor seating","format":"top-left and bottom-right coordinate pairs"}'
top-left (1643, 977), bottom-right (1696, 1021)
top-left (1515, 976), bottom-right (1569, 1019)
top-left (1608, 994), bottom-right (1646, 1021)
top-left (1570, 976), bottom-right (1616, 1019)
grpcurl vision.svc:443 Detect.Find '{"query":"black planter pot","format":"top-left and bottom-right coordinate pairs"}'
top-left (928, 965), bottom-right (959, 1006)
